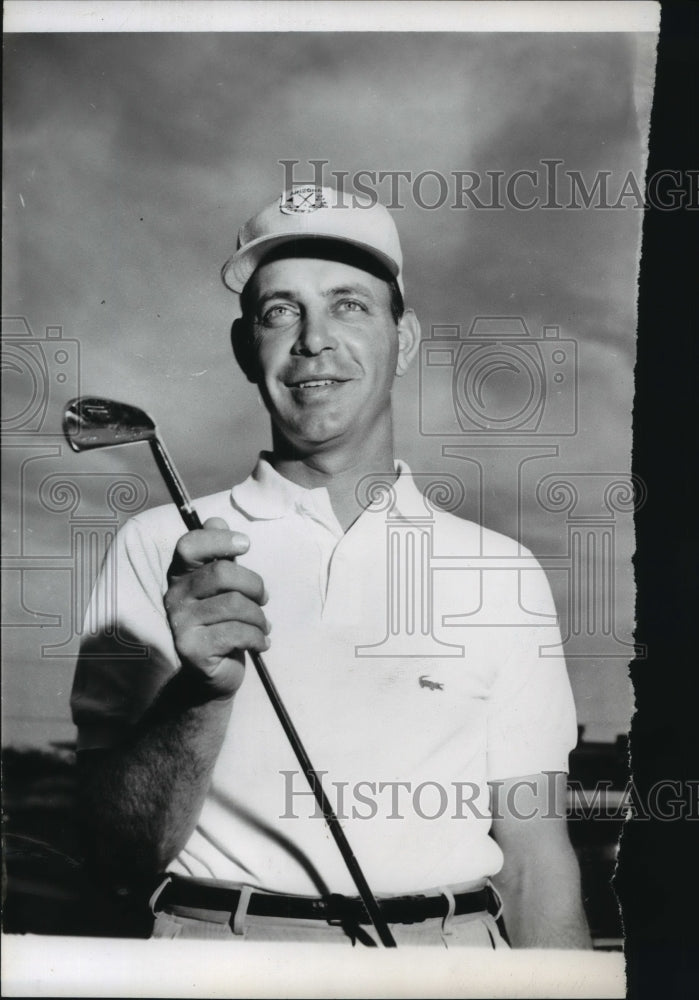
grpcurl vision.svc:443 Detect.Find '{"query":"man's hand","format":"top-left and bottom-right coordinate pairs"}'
top-left (164, 517), bottom-right (271, 700)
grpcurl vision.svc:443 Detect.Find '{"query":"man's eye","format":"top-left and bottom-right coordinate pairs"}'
top-left (261, 305), bottom-right (296, 326)
top-left (337, 300), bottom-right (367, 313)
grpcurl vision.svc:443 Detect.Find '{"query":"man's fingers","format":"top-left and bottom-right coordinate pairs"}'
top-left (176, 621), bottom-right (270, 665)
top-left (169, 525), bottom-right (252, 573)
top-left (207, 621), bottom-right (271, 655)
top-left (164, 516), bottom-right (271, 680)
top-left (175, 560), bottom-right (267, 604)
top-left (176, 592), bottom-right (271, 633)
top-left (202, 517), bottom-right (231, 531)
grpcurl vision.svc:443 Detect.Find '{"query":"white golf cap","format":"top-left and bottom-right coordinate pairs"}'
top-left (221, 185), bottom-right (404, 294)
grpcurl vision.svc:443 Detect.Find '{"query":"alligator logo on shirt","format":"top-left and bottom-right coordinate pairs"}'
top-left (419, 675), bottom-right (444, 691)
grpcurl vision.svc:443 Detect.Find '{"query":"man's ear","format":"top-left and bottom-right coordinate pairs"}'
top-left (395, 309), bottom-right (421, 377)
top-left (231, 318), bottom-right (258, 383)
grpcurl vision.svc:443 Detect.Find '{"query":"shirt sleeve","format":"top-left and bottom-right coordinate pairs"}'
top-left (485, 557), bottom-right (578, 780)
top-left (70, 513), bottom-right (181, 750)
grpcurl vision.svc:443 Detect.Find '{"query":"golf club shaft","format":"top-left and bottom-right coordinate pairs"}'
top-left (149, 438), bottom-right (201, 529)
top-left (249, 649), bottom-right (396, 947)
top-left (151, 435), bottom-right (396, 947)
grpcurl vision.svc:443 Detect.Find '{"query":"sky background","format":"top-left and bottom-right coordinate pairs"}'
top-left (3, 30), bottom-right (656, 747)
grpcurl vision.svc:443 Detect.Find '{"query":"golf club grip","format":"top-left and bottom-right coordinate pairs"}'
top-left (179, 504), bottom-right (396, 947)
top-left (182, 508), bottom-right (203, 531)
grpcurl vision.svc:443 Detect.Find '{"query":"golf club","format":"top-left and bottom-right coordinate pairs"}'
top-left (63, 396), bottom-right (397, 947)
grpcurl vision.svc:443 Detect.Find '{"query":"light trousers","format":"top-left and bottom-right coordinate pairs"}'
top-left (152, 907), bottom-right (509, 948)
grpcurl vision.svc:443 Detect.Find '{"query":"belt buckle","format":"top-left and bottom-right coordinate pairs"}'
top-left (325, 892), bottom-right (356, 927)
top-left (325, 893), bottom-right (380, 948)
top-left (385, 893), bottom-right (427, 925)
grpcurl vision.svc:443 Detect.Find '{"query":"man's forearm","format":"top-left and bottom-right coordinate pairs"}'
top-left (493, 841), bottom-right (592, 948)
top-left (78, 667), bottom-right (234, 883)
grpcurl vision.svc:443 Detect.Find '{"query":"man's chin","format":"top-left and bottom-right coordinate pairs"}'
top-left (273, 420), bottom-right (352, 455)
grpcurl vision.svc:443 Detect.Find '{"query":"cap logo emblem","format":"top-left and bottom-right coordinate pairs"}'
top-left (280, 185), bottom-right (328, 215)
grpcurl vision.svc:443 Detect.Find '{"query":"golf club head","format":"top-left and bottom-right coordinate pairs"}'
top-left (63, 396), bottom-right (157, 452)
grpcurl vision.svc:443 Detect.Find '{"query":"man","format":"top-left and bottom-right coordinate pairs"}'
top-left (71, 184), bottom-right (591, 948)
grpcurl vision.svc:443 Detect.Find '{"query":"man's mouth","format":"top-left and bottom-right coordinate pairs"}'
top-left (286, 376), bottom-right (349, 389)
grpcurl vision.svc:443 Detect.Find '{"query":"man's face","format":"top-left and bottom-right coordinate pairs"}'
top-left (243, 255), bottom-right (406, 454)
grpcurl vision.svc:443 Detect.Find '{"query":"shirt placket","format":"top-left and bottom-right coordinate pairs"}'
top-left (292, 499), bottom-right (344, 611)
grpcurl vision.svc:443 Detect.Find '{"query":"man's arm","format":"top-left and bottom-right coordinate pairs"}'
top-left (77, 517), bottom-right (270, 884)
top-left (489, 771), bottom-right (592, 949)
top-left (78, 672), bottom-right (234, 881)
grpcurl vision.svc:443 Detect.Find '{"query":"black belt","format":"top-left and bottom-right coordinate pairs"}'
top-left (155, 875), bottom-right (496, 926)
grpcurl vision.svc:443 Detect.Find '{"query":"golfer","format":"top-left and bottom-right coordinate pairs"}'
top-left (71, 185), bottom-right (591, 947)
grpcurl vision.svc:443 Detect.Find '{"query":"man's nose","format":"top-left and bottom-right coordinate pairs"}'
top-left (291, 310), bottom-right (338, 355)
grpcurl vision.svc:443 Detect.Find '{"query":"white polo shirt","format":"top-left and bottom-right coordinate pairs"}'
top-left (71, 457), bottom-right (577, 896)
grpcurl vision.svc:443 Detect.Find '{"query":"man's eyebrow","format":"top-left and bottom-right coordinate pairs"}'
top-left (254, 290), bottom-right (298, 309)
top-left (254, 283), bottom-right (378, 308)
top-left (321, 284), bottom-right (377, 299)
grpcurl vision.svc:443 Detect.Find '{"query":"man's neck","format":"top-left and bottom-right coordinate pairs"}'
top-left (269, 430), bottom-right (398, 533)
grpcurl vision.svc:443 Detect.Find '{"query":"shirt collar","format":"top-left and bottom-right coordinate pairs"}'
top-left (231, 453), bottom-right (428, 524)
